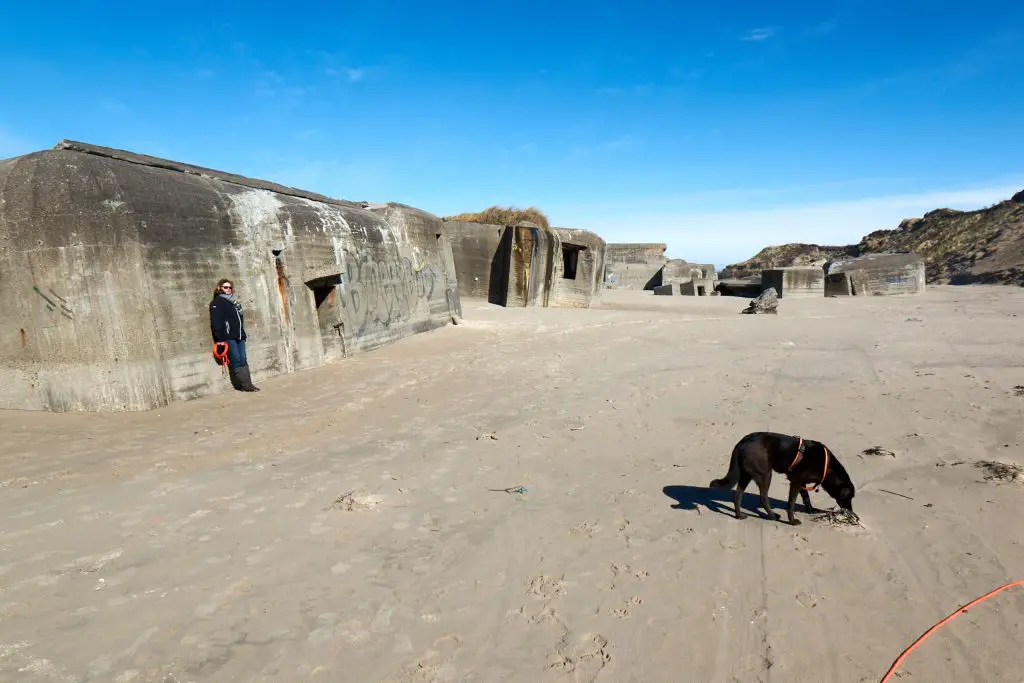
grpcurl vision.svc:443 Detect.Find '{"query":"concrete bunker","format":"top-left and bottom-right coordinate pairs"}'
top-left (446, 222), bottom-right (605, 308)
top-left (443, 221), bottom-right (512, 305)
top-left (825, 253), bottom-right (926, 296)
top-left (603, 243), bottom-right (667, 290)
top-left (649, 261), bottom-right (719, 296)
top-left (0, 140), bottom-right (461, 412)
top-left (761, 267), bottom-right (825, 298)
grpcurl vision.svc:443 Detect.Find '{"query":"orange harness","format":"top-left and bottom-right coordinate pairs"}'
top-left (212, 342), bottom-right (231, 367)
top-left (788, 437), bottom-right (830, 492)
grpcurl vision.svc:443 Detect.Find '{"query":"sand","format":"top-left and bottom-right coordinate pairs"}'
top-left (2, 285), bottom-right (1023, 683)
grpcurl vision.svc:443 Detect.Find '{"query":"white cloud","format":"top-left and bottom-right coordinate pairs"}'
top-left (741, 27), bottom-right (778, 42)
top-left (551, 181), bottom-right (1024, 265)
top-left (326, 66), bottom-right (369, 83)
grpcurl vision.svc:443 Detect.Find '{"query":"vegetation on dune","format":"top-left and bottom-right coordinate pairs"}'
top-left (721, 243), bottom-right (858, 279)
top-left (723, 189), bottom-right (1024, 286)
top-left (443, 205), bottom-right (551, 229)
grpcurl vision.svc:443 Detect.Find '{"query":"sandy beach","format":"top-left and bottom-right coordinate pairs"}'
top-left (2, 286), bottom-right (1023, 683)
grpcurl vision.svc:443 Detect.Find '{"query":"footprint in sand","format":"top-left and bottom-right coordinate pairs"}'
top-left (528, 575), bottom-right (566, 600)
top-left (796, 592), bottom-right (818, 608)
top-left (610, 597), bottom-right (643, 619)
top-left (399, 634), bottom-right (462, 682)
top-left (570, 522), bottom-right (601, 538)
top-left (529, 605), bottom-right (564, 626)
top-left (549, 632), bottom-right (612, 681)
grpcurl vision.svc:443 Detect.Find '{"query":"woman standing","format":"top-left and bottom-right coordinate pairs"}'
top-left (209, 278), bottom-right (261, 392)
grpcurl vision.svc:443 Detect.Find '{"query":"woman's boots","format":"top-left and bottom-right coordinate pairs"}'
top-left (228, 365), bottom-right (261, 392)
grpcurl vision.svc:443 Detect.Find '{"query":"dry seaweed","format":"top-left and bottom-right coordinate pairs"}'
top-left (812, 508), bottom-right (863, 528)
top-left (974, 460), bottom-right (1024, 483)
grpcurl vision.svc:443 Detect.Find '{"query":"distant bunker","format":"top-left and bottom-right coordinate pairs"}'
top-left (603, 243), bottom-right (667, 290)
top-left (652, 263), bottom-right (719, 296)
top-left (825, 253), bottom-right (926, 296)
top-left (1, 140), bottom-right (462, 413)
top-left (761, 267), bottom-right (825, 298)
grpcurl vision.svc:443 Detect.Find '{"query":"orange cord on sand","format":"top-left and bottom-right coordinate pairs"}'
top-left (880, 579), bottom-right (1024, 682)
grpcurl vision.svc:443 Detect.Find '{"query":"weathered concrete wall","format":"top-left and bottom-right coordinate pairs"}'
top-left (366, 203), bottom-right (462, 322)
top-left (444, 221), bottom-right (510, 304)
top-left (549, 228), bottom-right (606, 308)
top-left (450, 223), bottom-right (605, 309)
top-left (603, 243), bottom-right (667, 289)
top-left (661, 259), bottom-right (693, 284)
top-left (824, 272), bottom-right (853, 296)
top-left (761, 267), bottom-right (825, 298)
top-left (663, 260), bottom-right (718, 295)
top-left (0, 141), bottom-right (459, 412)
top-left (507, 226), bottom-right (554, 307)
top-left (679, 280), bottom-right (714, 296)
top-left (716, 278), bottom-right (762, 297)
top-left (825, 253), bottom-right (926, 296)
top-left (606, 243), bottom-right (667, 264)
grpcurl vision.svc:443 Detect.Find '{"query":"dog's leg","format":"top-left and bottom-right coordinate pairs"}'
top-left (800, 488), bottom-right (817, 513)
top-left (787, 482), bottom-right (802, 525)
top-left (757, 476), bottom-right (781, 522)
top-left (734, 473), bottom-right (751, 520)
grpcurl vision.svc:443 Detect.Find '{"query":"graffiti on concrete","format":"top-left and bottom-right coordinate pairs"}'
top-left (886, 275), bottom-right (908, 285)
top-left (33, 285), bottom-right (74, 321)
top-left (339, 249), bottom-right (438, 333)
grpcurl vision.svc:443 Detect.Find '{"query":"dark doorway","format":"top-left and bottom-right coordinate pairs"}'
top-left (697, 285), bottom-right (706, 296)
top-left (643, 266), bottom-right (664, 290)
top-left (562, 245), bottom-right (582, 280)
top-left (488, 227), bottom-right (512, 305)
top-left (305, 274), bottom-right (347, 362)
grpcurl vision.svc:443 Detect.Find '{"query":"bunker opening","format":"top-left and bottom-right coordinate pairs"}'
top-left (562, 245), bottom-right (583, 280)
top-left (305, 274), bottom-right (348, 362)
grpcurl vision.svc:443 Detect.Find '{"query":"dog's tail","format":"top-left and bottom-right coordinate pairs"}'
top-left (709, 442), bottom-right (743, 489)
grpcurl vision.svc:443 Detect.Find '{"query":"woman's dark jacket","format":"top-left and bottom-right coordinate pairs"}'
top-left (209, 295), bottom-right (247, 342)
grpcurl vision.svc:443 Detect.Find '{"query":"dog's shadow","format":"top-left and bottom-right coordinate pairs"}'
top-left (663, 484), bottom-right (805, 519)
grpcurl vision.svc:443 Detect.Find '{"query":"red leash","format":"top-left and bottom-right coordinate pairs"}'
top-left (880, 580), bottom-right (1024, 681)
top-left (212, 342), bottom-right (230, 367)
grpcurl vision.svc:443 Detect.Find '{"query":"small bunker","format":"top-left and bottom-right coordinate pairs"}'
top-left (761, 267), bottom-right (825, 298)
top-left (446, 222), bottom-right (606, 308)
top-left (825, 253), bottom-right (926, 296)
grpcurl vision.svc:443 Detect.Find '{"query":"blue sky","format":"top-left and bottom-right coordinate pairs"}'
top-left (2, 0), bottom-right (1022, 266)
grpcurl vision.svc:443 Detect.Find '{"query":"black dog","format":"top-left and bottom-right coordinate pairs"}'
top-left (709, 432), bottom-right (855, 525)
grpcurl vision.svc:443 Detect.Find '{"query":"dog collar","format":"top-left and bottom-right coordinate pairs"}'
top-left (789, 437), bottom-right (829, 492)
top-left (788, 437), bottom-right (806, 470)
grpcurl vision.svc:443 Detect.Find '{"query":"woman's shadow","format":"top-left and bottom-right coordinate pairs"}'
top-left (662, 484), bottom-right (791, 519)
